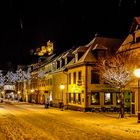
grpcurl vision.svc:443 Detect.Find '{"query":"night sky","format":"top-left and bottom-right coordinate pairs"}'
top-left (0, 0), bottom-right (139, 70)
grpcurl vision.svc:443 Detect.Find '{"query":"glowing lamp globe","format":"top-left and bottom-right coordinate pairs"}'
top-left (60, 84), bottom-right (64, 90)
top-left (134, 69), bottom-right (140, 78)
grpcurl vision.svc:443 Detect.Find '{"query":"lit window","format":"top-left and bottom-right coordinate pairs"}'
top-left (73, 93), bottom-right (76, 103)
top-left (116, 93), bottom-right (121, 104)
top-left (69, 93), bottom-right (71, 103)
top-left (91, 92), bottom-right (100, 105)
top-left (76, 93), bottom-right (81, 104)
top-left (104, 93), bottom-right (112, 105)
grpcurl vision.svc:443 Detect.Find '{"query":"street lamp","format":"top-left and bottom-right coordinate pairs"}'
top-left (134, 69), bottom-right (140, 123)
top-left (60, 84), bottom-right (65, 111)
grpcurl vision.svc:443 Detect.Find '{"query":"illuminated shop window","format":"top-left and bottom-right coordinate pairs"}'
top-left (76, 93), bottom-right (81, 104)
top-left (91, 92), bottom-right (100, 105)
top-left (104, 93), bottom-right (112, 105)
top-left (69, 93), bottom-right (71, 103)
top-left (116, 93), bottom-right (121, 104)
top-left (73, 93), bottom-right (76, 103)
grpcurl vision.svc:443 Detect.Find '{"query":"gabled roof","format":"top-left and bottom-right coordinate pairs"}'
top-left (67, 37), bottom-right (122, 66)
top-left (130, 17), bottom-right (140, 33)
top-left (89, 37), bottom-right (122, 52)
top-left (92, 44), bottom-right (108, 51)
top-left (135, 17), bottom-right (140, 24)
top-left (117, 17), bottom-right (140, 53)
top-left (62, 48), bottom-right (75, 58)
top-left (80, 37), bottom-right (122, 63)
top-left (72, 46), bottom-right (88, 54)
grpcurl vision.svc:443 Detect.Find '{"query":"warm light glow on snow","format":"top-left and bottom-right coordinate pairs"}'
top-left (0, 102), bottom-right (139, 140)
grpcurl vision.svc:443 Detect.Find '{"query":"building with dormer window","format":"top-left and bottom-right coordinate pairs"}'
top-left (26, 36), bottom-right (122, 112)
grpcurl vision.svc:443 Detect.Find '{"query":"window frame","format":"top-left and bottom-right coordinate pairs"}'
top-left (91, 92), bottom-right (100, 105)
top-left (91, 70), bottom-right (100, 84)
top-left (104, 92), bottom-right (113, 105)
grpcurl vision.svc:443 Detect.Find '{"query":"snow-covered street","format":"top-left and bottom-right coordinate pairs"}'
top-left (0, 102), bottom-right (140, 140)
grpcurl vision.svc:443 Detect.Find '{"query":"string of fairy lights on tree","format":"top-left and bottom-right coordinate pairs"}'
top-left (0, 68), bottom-right (31, 87)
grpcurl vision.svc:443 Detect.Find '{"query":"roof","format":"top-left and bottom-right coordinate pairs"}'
top-left (89, 37), bottom-right (123, 52)
top-left (117, 17), bottom-right (140, 53)
top-left (135, 17), bottom-right (140, 24)
top-left (68, 36), bottom-right (122, 65)
top-left (92, 44), bottom-right (108, 51)
top-left (129, 17), bottom-right (140, 33)
top-left (72, 46), bottom-right (88, 54)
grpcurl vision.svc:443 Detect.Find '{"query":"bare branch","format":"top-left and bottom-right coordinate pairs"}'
top-left (95, 52), bottom-right (135, 88)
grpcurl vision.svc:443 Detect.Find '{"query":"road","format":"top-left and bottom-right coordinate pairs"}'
top-left (0, 102), bottom-right (139, 140)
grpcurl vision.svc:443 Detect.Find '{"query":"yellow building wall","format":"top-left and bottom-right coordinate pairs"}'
top-left (52, 71), bottom-right (67, 106)
top-left (68, 66), bottom-right (86, 109)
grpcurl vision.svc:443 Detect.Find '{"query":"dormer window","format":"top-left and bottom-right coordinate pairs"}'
top-left (61, 59), bottom-right (65, 67)
top-left (56, 61), bottom-right (60, 69)
top-left (92, 50), bottom-right (106, 60)
top-left (78, 52), bottom-right (84, 60)
top-left (75, 52), bottom-right (85, 62)
top-left (136, 37), bottom-right (140, 43)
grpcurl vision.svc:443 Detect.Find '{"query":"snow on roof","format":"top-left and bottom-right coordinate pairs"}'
top-left (130, 17), bottom-right (140, 33)
top-left (70, 37), bottom-right (122, 64)
top-left (92, 44), bottom-right (108, 51)
top-left (135, 17), bottom-right (140, 24)
top-left (72, 46), bottom-right (88, 54)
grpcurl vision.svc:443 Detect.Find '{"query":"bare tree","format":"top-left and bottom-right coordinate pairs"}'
top-left (95, 52), bottom-right (135, 118)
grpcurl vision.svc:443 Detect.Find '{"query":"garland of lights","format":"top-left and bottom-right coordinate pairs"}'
top-left (0, 68), bottom-right (31, 87)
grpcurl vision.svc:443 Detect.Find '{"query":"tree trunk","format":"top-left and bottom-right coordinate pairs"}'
top-left (120, 90), bottom-right (125, 118)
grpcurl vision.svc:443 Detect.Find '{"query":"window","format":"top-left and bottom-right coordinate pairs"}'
top-left (68, 73), bottom-right (71, 84)
top-left (77, 71), bottom-right (82, 86)
top-left (78, 71), bottom-right (82, 80)
top-left (68, 93), bottom-right (71, 103)
top-left (56, 61), bottom-right (60, 69)
top-left (69, 93), bottom-right (76, 104)
top-left (73, 72), bottom-right (76, 84)
top-left (73, 93), bottom-right (76, 103)
top-left (136, 37), bottom-right (140, 43)
top-left (67, 57), bottom-right (73, 64)
top-left (132, 92), bottom-right (135, 102)
top-left (98, 50), bottom-right (106, 58)
top-left (91, 92), bottom-right (100, 105)
top-left (91, 70), bottom-right (99, 84)
top-left (92, 50), bottom-right (106, 60)
top-left (78, 52), bottom-right (84, 60)
top-left (104, 93), bottom-right (112, 105)
top-left (76, 93), bottom-right (81, 104)
top-left (61, 59), bottom-right (65, 67)
top-left (116, 93), bottom-right (121, 105)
